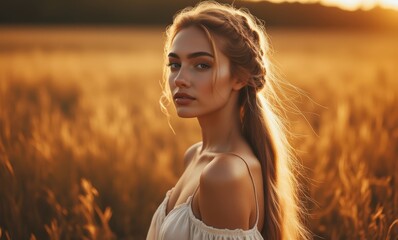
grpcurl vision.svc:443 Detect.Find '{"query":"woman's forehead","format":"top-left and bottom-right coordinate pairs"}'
top-left (169, 26), bottom-right (216, 57)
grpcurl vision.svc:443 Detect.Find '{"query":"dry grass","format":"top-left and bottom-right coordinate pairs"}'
top-left (0, 26), bottom-right (397, 240)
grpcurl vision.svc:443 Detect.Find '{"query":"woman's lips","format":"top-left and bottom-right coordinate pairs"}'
top-left (173, 92), bottom-right (196, 106)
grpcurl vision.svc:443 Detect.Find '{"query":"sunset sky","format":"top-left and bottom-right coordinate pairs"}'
top-left (255, 0), bottom-right (398, 11)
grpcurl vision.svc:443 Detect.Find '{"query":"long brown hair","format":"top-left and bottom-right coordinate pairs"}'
top-left (160, 1), bottom-right (311, 239)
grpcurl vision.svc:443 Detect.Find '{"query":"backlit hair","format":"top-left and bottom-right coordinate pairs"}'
top-left (160, 1), bottom-right (311, 239)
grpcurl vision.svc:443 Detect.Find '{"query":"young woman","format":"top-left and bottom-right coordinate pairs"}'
top-left (147, 1), bottom-right (311, 239)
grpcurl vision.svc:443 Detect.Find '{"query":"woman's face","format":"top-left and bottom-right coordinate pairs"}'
top-left (167, 26), bottom-right (238, 118)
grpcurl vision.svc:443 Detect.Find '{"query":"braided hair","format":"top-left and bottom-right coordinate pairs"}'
top-left (160, 1), bottom-right (311, 240)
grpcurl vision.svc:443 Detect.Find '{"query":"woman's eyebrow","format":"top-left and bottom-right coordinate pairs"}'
top-left (168, 51), bottom-right (214, 59)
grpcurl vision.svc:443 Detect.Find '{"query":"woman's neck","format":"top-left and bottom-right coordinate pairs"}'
top-left (197, 105), bottom-right (243, 154)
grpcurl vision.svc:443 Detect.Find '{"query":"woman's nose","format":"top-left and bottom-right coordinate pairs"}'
top-left (174, 68), bottom-right (191, 88)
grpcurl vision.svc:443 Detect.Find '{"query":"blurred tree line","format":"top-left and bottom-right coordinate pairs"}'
top-left (0, 0), bottom-right (397, 30)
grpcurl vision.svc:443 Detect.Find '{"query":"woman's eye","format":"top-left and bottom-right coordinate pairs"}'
top-left (167, 62), bottom-right (180, 71)
top-left (196, 63), bottom-right (211, 69)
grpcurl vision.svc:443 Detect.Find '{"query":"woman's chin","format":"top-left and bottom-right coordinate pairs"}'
top-left (176, 110), bottom-right (197, 118)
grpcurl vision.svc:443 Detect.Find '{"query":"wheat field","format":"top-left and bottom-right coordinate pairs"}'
top-left (0, 26), bottom-right (397, 240)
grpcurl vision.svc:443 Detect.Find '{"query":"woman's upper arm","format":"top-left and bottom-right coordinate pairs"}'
top-left (197, 156), bottom-right (254, 230)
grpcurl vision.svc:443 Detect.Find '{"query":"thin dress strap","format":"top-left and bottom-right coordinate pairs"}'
top-left (224, 152), bottom-right (260, 227)
top-left (191, 181), bottom-right (200, 201)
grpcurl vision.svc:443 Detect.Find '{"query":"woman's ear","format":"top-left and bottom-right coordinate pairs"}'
top-left (231, 77), bottom-right (247, 91)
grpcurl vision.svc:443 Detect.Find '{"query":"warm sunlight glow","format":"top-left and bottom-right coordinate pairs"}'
top-left (261, 0), bottom-right (398, 11)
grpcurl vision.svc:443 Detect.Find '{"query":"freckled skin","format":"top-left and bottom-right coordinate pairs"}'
top-left (168, 26), bottom-right (236, 118)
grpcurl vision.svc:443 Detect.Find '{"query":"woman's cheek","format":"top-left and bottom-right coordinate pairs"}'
top-left (214, 64), bottom-right (233, 97)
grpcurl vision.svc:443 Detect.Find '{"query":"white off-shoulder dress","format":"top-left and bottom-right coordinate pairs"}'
top-left (146, 153), bottom-right (264, 240)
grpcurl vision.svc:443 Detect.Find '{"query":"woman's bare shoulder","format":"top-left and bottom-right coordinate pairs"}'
top-left (197, 153), bottom-right (256, 230)
top-left (183, 141), bottom-right (202, 169)
top-left (203, 154), bottom-right (243, 178)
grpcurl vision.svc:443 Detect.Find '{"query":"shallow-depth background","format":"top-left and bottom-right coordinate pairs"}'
top-left (0, 0), bottom-right (397, 239)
